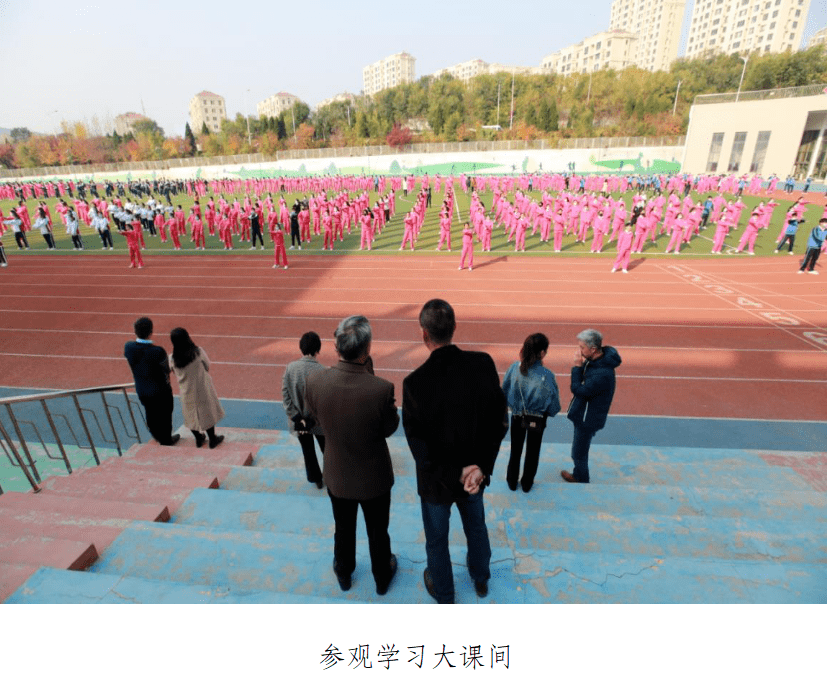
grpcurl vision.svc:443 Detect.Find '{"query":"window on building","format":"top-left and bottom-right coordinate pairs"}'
top-left (727, 132), bottom-right (748, 172)
top-left (772, 9), bottom-right (777, 16)
top-left (749, 131), bottom-right (772, 172)
top-left (707, 133), bottom-right (724, 172)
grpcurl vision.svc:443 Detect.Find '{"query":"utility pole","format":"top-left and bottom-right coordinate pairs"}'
top-left (496, 82), bottom-right (501, 127)
top-left (245, 89), bottom-right (252, 146)
top-left (509, 73), bottom-right (515, 130)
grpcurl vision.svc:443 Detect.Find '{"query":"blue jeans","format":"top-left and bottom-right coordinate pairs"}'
top-left (570, 424), bottom-right (596, 483)
top-left (420, 491), bottom-right (491, 603)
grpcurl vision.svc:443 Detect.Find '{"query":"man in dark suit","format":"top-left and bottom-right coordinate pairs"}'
top-left (403, 299), bottom-right (508, 603)
top-left (123, 317), bottom-right (179, 446)
top-left (304, 315), bottom-right (399, 596)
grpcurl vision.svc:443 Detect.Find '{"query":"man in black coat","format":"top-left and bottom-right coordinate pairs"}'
top-left (124, 317), bottom-right (179, 446)
top-left (403, 299), bottom-right (507, 603)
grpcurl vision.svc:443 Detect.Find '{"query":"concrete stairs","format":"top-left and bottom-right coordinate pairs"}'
top-left (2, 431), bottom-right (826, 603)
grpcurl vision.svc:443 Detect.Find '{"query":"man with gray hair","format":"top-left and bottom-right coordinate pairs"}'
top-left (304, 315), bottom-right (400, 596)
top-left (561, 329), bottom-right (622, 484)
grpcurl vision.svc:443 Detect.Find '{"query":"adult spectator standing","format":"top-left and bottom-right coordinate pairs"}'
top-left (124, 317), bottom-right (180, 446)
top-left (561, 329), bottom-right (621, 484)
top-left (403, 299), bottom-right (508, 603)
top-left (282, 331), bottom-right (327, 489)
top-left (798, 218), bottom-right (828, 274)
top-left (168, 328), bottom-right (225, 449)
top-left (501, 333), bottom-right (560, 493)
top-left (304, 315), bottom-right (399, 596)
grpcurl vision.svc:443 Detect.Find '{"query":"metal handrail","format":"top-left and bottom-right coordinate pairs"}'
top-left (0, 383), bottom-right (141, 494)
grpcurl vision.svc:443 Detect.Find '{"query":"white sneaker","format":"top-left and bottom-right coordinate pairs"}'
top-left (298, 246), bottom-right (301, 250)
top-left (289, 245), bottom-right (294, 250)
top-left (250, 246), bottom-right (255, 250)
top-left (774, 249), bottom-right (779, 253)
top-left (748, 252), bottom-right (755, 255)
top-left (273, 264), bottom-right (278, 268)
top-left (610, 268), bottom-right (616, 273)
top-left (808, 270), bottom-right (819, 275)
top-left (789, 251), bottom-right (793, 255)
top-left (284, 266), bottom-right (289, 269)
top-left (797, 270), bottom-right (804, 274)
top-left (622, 269), bottom-right (628, 274)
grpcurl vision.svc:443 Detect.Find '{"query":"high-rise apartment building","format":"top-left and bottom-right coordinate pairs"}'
top-left (189, 91), bottom-right (226, 134)
top-left (362, 52), bottom-right (416, 96)
top-left (609, 0), bottom-right (685, 71)
top-left (114, 112), bottom-right (149, 136)
top-left (257, 92), bottom-right (302, 119)
top-left (806, 26), bottom-right (826, 48)
top-left (685, 0), bottom-right (812, 58)
top-left (541, 29), bottom-right (639, 74)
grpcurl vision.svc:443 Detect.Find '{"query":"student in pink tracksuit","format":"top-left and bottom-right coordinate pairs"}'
top-left (459, 221), bottom-right (474, 271)
top-left (359, 209), bottom-right (373, 250)
top-left (611, 222), bottom-right (634, 273)
top-left (734, 213), bottom-right (762, 254)
top-left (400, 212), bottom-right (417, 251)
top-left (270, 222), bottom-right (288, 269)
top-left (552, 208), bottom-right (566, 252)
top-left (436, 211), bottom-right (452, 251)
top-left (711, 216), bottom-right (731, 254)
top-left (665, 214), bottom-right (686, 254)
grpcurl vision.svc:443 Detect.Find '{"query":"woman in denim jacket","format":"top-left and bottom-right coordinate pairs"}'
top-left (501, 333), bottom-right (561, 492)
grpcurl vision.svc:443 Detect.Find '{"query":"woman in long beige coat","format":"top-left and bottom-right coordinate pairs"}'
top-left (169, 327), bottom-right (225, 448)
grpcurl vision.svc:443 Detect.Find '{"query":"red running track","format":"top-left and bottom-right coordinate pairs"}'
top-left (0, 253), bottom-right (825, 421)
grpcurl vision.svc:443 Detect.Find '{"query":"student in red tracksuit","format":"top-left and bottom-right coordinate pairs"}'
top-left (119, 223), bottom-right (144, 268)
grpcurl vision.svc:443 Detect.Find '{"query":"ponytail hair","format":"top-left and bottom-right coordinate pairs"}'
top-left (519, 333), bottom-right (549, 376)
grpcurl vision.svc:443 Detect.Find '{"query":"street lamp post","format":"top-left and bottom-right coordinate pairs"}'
top-left (736, 56), bottom-right (749, 102)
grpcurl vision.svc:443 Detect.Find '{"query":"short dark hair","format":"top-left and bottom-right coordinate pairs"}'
top-left (134, 317), bottom-right (153, 340)
top-left (299, 331), bottom-right (321, 356)
top-left (419, 299), bottom-right (456, 345)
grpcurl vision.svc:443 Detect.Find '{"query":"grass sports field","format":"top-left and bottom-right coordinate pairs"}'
top-left (2, 185), bottom-right (826, 260)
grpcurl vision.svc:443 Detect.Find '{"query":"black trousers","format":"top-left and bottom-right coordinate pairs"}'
top-left (71, 234), bottom-right (84, 249)
top-left (777, 234), bottom-right (795, 252)
top-left (251, 225), bottom-right (264, 247)
top-left (298, 433), bottom-right (325, 483)
top-left (800, 247), bottom-right (821, 271)
top-left (139, 393), bottom-right (174, 444)
top-left (507, 414), bottom-right (546, 490)
top-left (290, 224), bottom-right (301, 247)
top-left (42, 233), bottom-right (56, 249)
top-left (14, 232), bottom-right (28, 249)
top-left (328, 489), bottom-right (392, 586)
top-left (99, 229), bottom-right (113, 248)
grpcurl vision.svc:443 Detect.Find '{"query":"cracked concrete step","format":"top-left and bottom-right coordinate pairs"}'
top-left (174, 487), bottom-right (824, 565)
top-left (501, 549), bottom-right (827, 603)
top-left (90, 520), bottom-right (505, 604)
top-left (0, 492), bottom-right (170, 522)
top-left (251, 440), bottom-right (825, 493)
top-left (124, 440), bottom-right (260, 466)
top-left (0, 535), bottom-right (98, 571)
top-left (0, 563), bottom-right (39, 603)
top-left (4, 568), bottom-right (350, 604)
top-left (218, 463), bottom-right (824, 525)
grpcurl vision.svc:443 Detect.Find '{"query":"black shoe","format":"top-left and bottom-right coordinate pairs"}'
top-left (315, 479), bottom-right (324, 490)
top-left (161, 434), bottom-right (180, 446)
top-left (474, 579), bottom-right (489, 598)
top-left (208, 434), bottom-right (225, 449)
top-left (194, 431), bottom-right (206, 448)
top-left (507, 481), bottom-right (518, 491)
top-left (376, 554), bottom-right (397, 595)
top-left (423, 568), bottom-right (439, 602)
top-left (333, 558), bottom-right (351, 591)
top-left (521, 483), bottom-right (532, 493)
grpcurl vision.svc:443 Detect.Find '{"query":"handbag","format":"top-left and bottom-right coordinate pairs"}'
top-left (517, 371), bottom-right (546, 430)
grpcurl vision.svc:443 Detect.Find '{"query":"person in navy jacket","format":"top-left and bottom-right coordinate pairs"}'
top-left (561, 329), bottom-right (621, 484)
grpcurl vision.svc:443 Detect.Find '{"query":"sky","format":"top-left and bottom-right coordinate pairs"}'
top-left (0, 0), bottom-right (826, 138)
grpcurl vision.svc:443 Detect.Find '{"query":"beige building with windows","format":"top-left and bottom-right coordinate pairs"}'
top-left (189, 91), bottom-right (226, 134)
top-left (806, 26), bottom-right (826, 48)
top-left (609, 0), bottom-right (685, 71)
top-left (114, 112), bottom-right (149, 136)
top-left (541, 29), bottom-right (639, 74)
top-left (362, 52), bottom-right (416, 96)
top-left (257, 92), bottom-right (302, 119)
top-left (682, 84), bottom-right (826, 179)
top-left (685, 0), bottom-right (811, 58)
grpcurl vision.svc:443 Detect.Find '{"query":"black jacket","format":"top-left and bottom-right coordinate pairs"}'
top-left (124, 341), bottom-right (172, 400)
top-left (403, 344), bottom-right (508, 504)
top-left (566, 345), bottom-right (621, 431)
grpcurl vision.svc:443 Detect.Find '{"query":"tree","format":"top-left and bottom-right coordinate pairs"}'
top-left (132, 119), bottom-right (164, 138)
top-left (386, 123), bottom-right (413, 149)
top-left (200, 121), bottom-right (210, 136)
top-left (0, 141), bottom-right (17, 168)
top-left (10, 127), bottom-right (32, 142)
top-left (276, 115), bottom-right (287, 140)
top-left (184, 122), bottom-right (197, 155)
